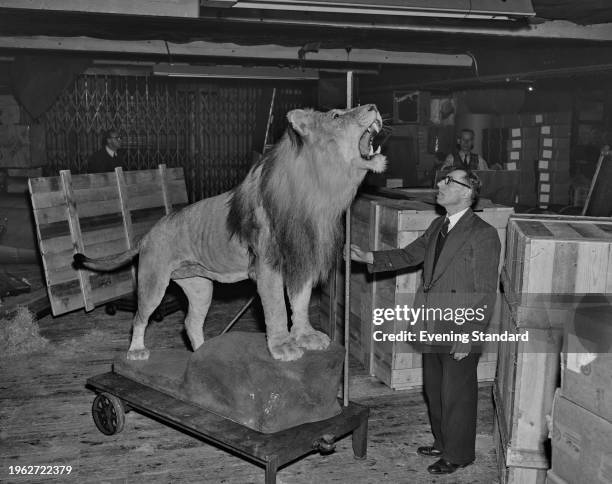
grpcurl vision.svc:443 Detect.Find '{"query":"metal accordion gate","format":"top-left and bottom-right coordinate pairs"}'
top-left (44, 74), bottom-right (314, 201)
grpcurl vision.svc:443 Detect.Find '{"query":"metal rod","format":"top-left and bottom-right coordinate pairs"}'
top-left (343, 70), bottom-right (353, 407)
top-left (220, 296), bottom-right (256, 335)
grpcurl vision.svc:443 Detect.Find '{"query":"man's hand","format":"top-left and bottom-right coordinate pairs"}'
top-left (450, 340), bottom-right (471, 361)
top-left (349, 244), bottom-right (373, 264)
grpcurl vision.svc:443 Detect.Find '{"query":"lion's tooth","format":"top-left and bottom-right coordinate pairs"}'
top-left (369, 145), bottom-right (374, 156)
top-left (375, 146), bottom-right (381, 154)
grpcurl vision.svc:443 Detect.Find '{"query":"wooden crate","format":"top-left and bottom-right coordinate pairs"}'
top-left (494, 295), bottom-right (563, 477)
top-left (321, 192), bottom-right (513, 389)
top-left (503, 214), bottom-right (612, 329)
top-left (561, 304), bottom-right (612, 422)
top-left (549, 390), bottom-right (612, 484)
top-left (29, 165), bottom-right (188, 316)
top-left (320, 197), bottom-right (378, 370)
top-left (494, 412), bottom-right (548, 484)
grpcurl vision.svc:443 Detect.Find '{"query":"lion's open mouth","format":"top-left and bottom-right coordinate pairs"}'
top-left (359, 119), bottom-right (382, 160)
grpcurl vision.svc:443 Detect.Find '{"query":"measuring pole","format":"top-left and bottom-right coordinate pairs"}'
top-left (343, 70), bottom-right (354, 407)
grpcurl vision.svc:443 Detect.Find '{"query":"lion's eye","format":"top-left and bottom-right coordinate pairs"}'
top-left (332, 112), bottom-right (340, 119)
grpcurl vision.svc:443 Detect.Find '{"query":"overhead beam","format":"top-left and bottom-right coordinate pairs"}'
top-left (0, 0), bottom-right (199, 17)
top-left (0, 36), bottom-right (473, 66)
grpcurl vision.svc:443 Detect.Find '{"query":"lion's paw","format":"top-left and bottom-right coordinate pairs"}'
top-left (268, 337), bottom-right (304, 361)
top-left (294, 330), bottom-right (331, 351)
top-left (126, 348), bottom-right (150, 361)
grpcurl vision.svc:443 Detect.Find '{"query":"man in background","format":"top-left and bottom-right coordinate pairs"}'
top-left (87, 129), bottom-right (124, 173)
top-left (441, 128), bottom-right (488, 171)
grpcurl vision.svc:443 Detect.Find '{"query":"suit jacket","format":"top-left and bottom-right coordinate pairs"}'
top-left (370, 209), bottom-right (501, 342)
top-left (88, 148), bottom-right (123, 173)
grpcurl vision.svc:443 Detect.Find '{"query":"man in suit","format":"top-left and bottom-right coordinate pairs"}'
top-left (87, 129), bottom-right (123, 173)
top-left (351, 169), bottom-right (501, 475)
top-left (441, 128), bottom-right (488, 171)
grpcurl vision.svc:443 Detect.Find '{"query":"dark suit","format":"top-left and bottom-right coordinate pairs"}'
top-left (87, 148), bottom-right (122, 174)
top-left (370, 209), bottom-right (501, 464)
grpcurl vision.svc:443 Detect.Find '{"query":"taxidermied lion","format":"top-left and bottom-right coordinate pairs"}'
top-left (75, 104), bottom-right (386, 361)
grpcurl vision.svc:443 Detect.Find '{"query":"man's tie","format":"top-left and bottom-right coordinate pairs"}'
top-left (433, 217), bottom-right (450, 270)
top-left (463, 154), bottom-right (469, 168)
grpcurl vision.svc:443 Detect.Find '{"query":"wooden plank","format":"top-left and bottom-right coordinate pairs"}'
top-left (159, 164), bottom-right (172, 215)
top-left (61, 170), bottom-right (94, 312)
top-left (115, 167), bottom-right (137, 287)
top-left (32, 185), bottom-right (120, 210)
top-left (33, 199), bottom-right (122, 224)
top-left (127, 193), bottom-right (169, 211)
top-left (130, 206), bottom-right (166, 225)
top-left (574, 242), bottom-right (610, 292)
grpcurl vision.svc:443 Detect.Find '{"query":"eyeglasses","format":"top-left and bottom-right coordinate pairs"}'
top-left (443, 176), bottom-right (472, 189)
top-left (110, 136), bottom-right (121, 140)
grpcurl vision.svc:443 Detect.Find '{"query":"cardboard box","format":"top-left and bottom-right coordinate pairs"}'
top-left (506, 137), bottom-right (540, 151)
top-left (510, 126), bottom-right (540, 138)
top-left (540, 124), bottom-right (571, 137)
top-left (561, 304), bottom-right (612, 422)
top-left (550, 391), bottom-right (612, 484)
top-left (538, 171), bottom-right (571, 184)
top-left (532, 112), bottom-right (572, 125)
top-left (539, 148), bottom-right (570, 161)
top-left (538, 159), bottom-right (570, 171)
top-left (541, 137), bottom-right (570, 150)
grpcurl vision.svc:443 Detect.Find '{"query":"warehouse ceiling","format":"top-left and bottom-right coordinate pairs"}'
top-left (1, 1), bottom-right (612, 89)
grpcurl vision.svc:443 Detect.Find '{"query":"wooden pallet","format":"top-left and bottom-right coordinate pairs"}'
top-left (28, 165), bottom-right (188, 316)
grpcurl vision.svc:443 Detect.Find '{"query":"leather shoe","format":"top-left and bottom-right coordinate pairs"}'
top-left (417, 446), bottom-right (443, 457)
top-left (427, 458), bottom-right (471, 475)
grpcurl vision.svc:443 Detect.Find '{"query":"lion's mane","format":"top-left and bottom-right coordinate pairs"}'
top-left (228, 112), bottom-right (359, 295)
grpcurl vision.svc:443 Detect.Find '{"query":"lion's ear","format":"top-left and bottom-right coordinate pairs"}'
top-left (287, 109), bottom-right (310, 137)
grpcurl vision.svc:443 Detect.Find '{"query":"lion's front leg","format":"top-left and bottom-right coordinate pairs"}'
top-left (256, 261), bottom-right (304, 361)
top-left (288, 280), bottom-right (331, 351)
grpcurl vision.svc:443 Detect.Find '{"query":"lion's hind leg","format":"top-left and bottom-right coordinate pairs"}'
top-left (127, 260), bottom-right (170, 361)
top-left (174, 277), bottom-right (213, 352)
top-left (288, 281), bottom-right (331, 351)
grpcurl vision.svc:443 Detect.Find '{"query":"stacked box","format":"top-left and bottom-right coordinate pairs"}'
top-left (489, 112), bottom-right (573, 208)
top-left (536, 123), bottom-right (571, 208)
top-left (495, 214), bottom-right (612, 483)
top-left (548, 304), bottom-right (612, 483)
top-left (548, 390), bottom-right (612, 484)
top-left (501, 126), bottom-right (539, 205)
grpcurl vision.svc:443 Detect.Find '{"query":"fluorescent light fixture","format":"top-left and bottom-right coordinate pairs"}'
top-left (202, 0), bottom-right (535, 20)
top-left (153, 64), bottom-right (320, 79)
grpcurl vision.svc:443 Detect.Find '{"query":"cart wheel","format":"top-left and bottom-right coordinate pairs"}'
top-left (105, 303), bottom-right (117, 316)
top-left (152, 310), bottom-right (164, 322)
top-left (92, 392), bottom-right (125, 435)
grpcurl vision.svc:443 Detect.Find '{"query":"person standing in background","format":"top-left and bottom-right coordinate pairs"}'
top-left (87, 129), bottom-right (124, 173)
top-left (441, 128), bottom-right (488, 171)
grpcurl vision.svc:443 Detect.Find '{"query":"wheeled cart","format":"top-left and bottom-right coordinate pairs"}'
top-left (87, 371), bottom-right (369, 484)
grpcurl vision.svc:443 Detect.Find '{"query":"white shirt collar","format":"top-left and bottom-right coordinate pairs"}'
top-left (105, 146), bottom-right (117, 158)
top-left (447, 207), bottom-right (469, 231)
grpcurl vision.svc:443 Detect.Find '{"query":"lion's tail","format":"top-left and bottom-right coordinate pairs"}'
top-left (73, 248), bottom-right (140, 271)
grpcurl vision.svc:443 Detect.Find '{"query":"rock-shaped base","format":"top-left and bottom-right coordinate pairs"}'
top-left (179, 332), bottom-right (344, 433)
